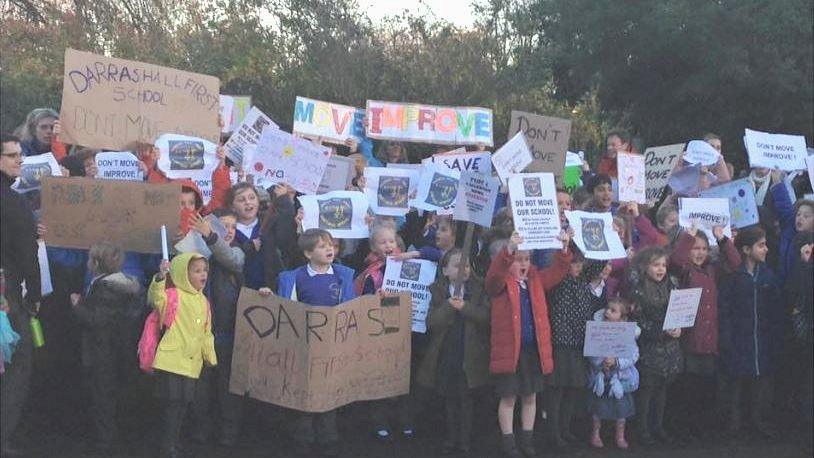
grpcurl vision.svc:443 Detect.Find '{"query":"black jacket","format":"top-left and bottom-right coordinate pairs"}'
top-left (0, 171), bottom-right (41, 309)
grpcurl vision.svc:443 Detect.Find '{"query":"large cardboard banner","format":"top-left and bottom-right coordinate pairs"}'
top-left (508, 173), bottom-right (561, 250)
top-left (744, 128), bottom-right (808, 171)
top-left (251, 128), bottom-right (331, 194)
top-left (59, 49), bottom-right (220, 150)
top-left (507, 111), bottom-right (571, 185)
top-left (229, 288), bottom-right (412, 413)
top-left (644, 143), bottom-right (684, 204)
top-left (41, 177), bottom-right (180, 253)
top-left (293, 96), bottom-right (365, 144)
top-left (366, 100), bottom-right (493, 146)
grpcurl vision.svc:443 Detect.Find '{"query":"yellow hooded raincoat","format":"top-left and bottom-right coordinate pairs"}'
top-left (148, 252), bottom-right (217, 378)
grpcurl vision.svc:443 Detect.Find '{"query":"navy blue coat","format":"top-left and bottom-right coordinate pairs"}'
top-left (718, 263), bottom-right (784, 377)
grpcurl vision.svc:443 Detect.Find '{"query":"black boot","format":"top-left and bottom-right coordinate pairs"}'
top-left (458, 394), bottom-right (473, 454)
top-left (636, 386), bottom-right (656, 445)
top-left (518, 430), bottom-right (536, 457)
top-left (442, 397), bottom-right (457, 454)
top-left (501, 433), bottom-right (523, 458)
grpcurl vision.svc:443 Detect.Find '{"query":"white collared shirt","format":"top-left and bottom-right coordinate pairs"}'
top-left (236, 219), bottom-right (258, 239)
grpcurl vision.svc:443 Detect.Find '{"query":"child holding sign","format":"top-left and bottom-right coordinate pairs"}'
top-left (669, 223), bottom-right (740, 439)
top-left (629, 247), bottom-right (682, 445)
top-left (486, 230), bottom-right (571, 458)
top-left (416, 248), bottom-right (490, 455)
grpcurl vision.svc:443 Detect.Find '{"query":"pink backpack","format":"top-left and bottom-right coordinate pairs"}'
top-left (137, 288), bottom-right (210, 373)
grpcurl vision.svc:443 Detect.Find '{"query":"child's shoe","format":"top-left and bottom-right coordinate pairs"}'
top-left (518, 429), bottom-right (536, 457)
top-left (500, 433), bottom-right (523, 458)
top-left (373, 429), bottom-right (391, 442)
top-left (615, 420), bottom-right (629, 450)
top-left (590, 416), bottom-right (604, 448)
top-left (401, 428), bottom-right (415, 439)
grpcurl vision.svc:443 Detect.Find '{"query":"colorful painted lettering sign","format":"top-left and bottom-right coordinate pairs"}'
top-left (365, 100), bottom-right (493, 146)
top-left (293, 96), bottom-right (365, 144)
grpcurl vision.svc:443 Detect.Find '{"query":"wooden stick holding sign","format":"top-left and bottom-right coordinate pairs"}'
top-left (453, 222), bottom-right (475, 298)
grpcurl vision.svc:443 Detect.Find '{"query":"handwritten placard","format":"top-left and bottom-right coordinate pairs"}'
top-left (662, 288), bottom-right (703, 330)
top-left (422, 149), bottom-right (492, 175)
top-left (583, 321), bottom-right (638, 359)
top-left (251, 128), bottom-right (331, 194)
top-left (223, 106), bottom-right (278, 166)
top-left (678, 198), bottom-right (732, 247)
top-left (41, 177), bottom-right (180, 253)
top-left (382, 258), bottom-right (438, 333)
top-left (617, 152), bottom-right (646, 204)
top-left (59, 48), bottom-right (220, 150)
top-left (507, 111), bottom-right (571, 186)
top-left (644, 143), bottom-right (684, 204)
top-left (229, 288), bottom-right (411, 412)
top-left (293, 96), bottom-right (365, 144)
top-left (508, 173), bottom-right (562, 250)
top-left (366, 100), bottom-right (493, 146)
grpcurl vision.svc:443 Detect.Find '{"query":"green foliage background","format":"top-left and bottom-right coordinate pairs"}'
top-left (2, 0), bottom-right (811, 168)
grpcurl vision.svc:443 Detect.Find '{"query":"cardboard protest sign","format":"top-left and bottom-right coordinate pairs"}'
top-left (155, 134), bottom-right (218, 179)
top-left (508, 173), bottom-right (561, 250)
top-left (644, 143), bottom-right (684, 204)
top-left (678, 198), bottom-right (732, 246)
top-left (59, 48), bottom-right (220, 150)
top-left (219, 95), bottom-right (235, 133)
top-left (699, 178), bottom-right (759, 228)
top-left (229, 288), bottom-right (411, 412)
top-left (453, 171), bottom-right (500, 227)
top-left (12, 153), bottom-right (63, 193)
top-left (583, 321), bottom-right (638, 359)
top-left (683, 140), bottom-right (720, 166)
top-left (318, 155), bottom-right (355, 194)
top-left (364, 167), bottom-right (413, 217)
top-left (662, 288), bottom-right (703, 330)
top-left (617, 152), bottom-right (646, 204)
top-left (382, 258), bottom-right (438, 333)
top-left (251, 128), bottom-right (331, 194)
top-left (744, 128), bottom-right (808, 171)
top-left (410, 164), bottom-right (460, 215)
top-left (507, 111), bottom-right (571, 185)
top-left (95, 151), bottom-right (143, 181)
top-left (366, 100), bottom-right (493, 146)
top-left (293, 96), bottom-right (365, 144)
top-left (223, 106), bottom-right (278, 165)
top-left (422, 149), bottom-right (492, 175)
top-left (299, 191), bottom-right (370, 239)
top-left (565, 210), bottom-right (627, 260)
top-left (492, 131), bottom-right (533, 186)
top-left (41, 177), bottom-right (180, 253)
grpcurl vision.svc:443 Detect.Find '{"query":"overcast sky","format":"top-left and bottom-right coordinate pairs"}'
top-left (362, 0), bottom-right (478, 28)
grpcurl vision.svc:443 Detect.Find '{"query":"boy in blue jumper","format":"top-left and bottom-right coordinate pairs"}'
top-left (277, 228), bottom-right (356, 456)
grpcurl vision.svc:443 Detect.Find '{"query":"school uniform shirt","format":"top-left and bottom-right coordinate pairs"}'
top-left (277, 263), bottom-right (357, 306)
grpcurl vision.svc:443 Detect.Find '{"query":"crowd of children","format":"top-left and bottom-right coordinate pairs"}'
top-left (0, 109), bottom-right (812, 458)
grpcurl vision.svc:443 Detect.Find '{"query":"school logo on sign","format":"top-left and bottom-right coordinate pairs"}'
top-left (523, 177), bottom-right (542, 197)
top-left (425, 173), bottom-right (458, 208)
top-left (252, 115), bottom-right (271, 135)
top-left (18, 163), bottom-right (52, 190)
top-left (168, 140), bottom-right (205, 170)
top-left (399, 261), bottom-right (421, 281)
top-left (378, 176), bottom-right (409, 208)
top-left (582, 218), bottom-right (609, 251)
top-left (318, 197), bottom-right (353, 230)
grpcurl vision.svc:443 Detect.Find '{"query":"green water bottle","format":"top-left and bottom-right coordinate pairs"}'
top-left (30, 316), bottom-right (45, 348)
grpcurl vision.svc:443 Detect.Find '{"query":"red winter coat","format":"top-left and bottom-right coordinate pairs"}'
top-left (485, 247), bottom-right (572, 375)
top-left (669, 232), bottom-right (741, 355)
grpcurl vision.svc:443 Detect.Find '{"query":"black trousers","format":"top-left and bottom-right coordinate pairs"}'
top-left (722, 374), bottom-right (773, 429)
top-left (293, 409), bottom-right (338, 446)
top-left (191, 342), bottom-right (244, 441)
top-left (0, 304), bottom-right (33, 449)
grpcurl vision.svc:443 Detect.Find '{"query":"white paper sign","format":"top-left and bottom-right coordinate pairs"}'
top-left (364, 167), bottom-right (413, 217)
top-left (219, 95), bottom-right (235, 133)
top-left (508, 173), bottom-right (561, 250)
top-left (382, 258), bottom-right (438, 333)
top-left (299, 191), bottom-right (370, 239)
top-left (683, 140), bottom-right (720, 166)
top-left (422, 149), bottom-right (492, 175)
top-left (95, 151), bottom-right (143, 181)
top-left (662, 288), bottom-right (703, 330)
top-left (174, 231), bottom-right (212, 258)
top-left (154, 134), bottom-right (219, 180)
top-left (38, 241), bottom-right (53, 296)
top-left (583, 321), bottom-right (638, 359)
top-left (318, 155), bottom-right (355, 194)
top-left (12, 153), bottom-right (63, 193)
top-left (492, 131), bottom-right (533, 186)
top-left (698, 178), bottom-right (759, 228)
top-left (744, 128), bottom-right (808, 171)
top-left (565, 210), bottom-right (627, 260)
top-left (223, 106), bottom-right (279, 165)
top-left (387, 163), bottom-right (422, 197)
top-left (678, 198), bottom-right (732, 247)
top-left (617, 152), bottom-right (646, 204)
top-left (250, 128), bottom-right (331, 194)
top-left (410, 164), bottom-right (460, 215)
top-left (453, 171), bottom-right (500, 227)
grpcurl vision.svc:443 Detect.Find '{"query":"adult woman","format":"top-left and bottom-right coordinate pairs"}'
top-left (15, 108), bottom-right (59, 157)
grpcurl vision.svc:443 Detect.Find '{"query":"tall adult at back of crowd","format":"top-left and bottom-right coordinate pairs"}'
top-left (0, 133), bottom-right (42, 457)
